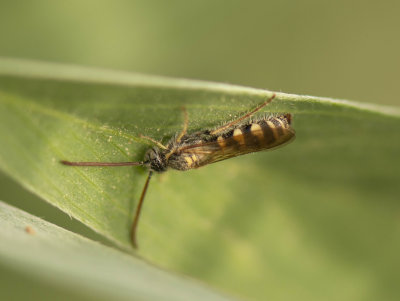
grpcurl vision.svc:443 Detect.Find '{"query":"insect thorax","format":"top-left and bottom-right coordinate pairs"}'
top-left (167, 152), bottom-right (200, 171)
top-left (145, 147), bottom-right (168, 172)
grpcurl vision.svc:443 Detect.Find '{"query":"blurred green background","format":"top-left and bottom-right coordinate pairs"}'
top-left (1, 1), bottom-right (399, 105)
top-left (1, 0), bottom-right (399, 300)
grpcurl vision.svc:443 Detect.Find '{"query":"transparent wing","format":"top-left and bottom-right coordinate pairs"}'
top-left (178, 126), bottom-right (295, 168)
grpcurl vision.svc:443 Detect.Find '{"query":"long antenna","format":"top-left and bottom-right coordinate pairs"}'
top-left (61, 159), bottom-right (152, 248)
top-left (131, 171), bottom-right (153, 248)
top-left (61, 160), bottom-right (145, 167)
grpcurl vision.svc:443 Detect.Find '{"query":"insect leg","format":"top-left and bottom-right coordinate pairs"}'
top-left (164, 107), bottom-right (189, 160)
top-left (131, 170), bottom-right (153, 248)
top-left (211, 94), bottom-right (276, 135)
top-left (139, 134), bottom-right (168, 150)
top-left (176, 106), bottom-right (189, 143)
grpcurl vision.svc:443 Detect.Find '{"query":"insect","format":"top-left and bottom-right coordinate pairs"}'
top-left (61, 94), bottom-right (295, 248)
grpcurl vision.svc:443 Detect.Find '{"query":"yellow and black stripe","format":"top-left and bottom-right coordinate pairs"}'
top-left (214, 114), bottom-right (293, 152)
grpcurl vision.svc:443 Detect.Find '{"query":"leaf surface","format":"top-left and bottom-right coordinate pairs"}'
top-left (0, 201), bottom-right (236, 301)
top-left (1, 58), bottom-right (399, 301)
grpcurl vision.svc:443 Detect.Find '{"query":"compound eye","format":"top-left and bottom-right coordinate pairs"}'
top-left (149, 151), bottom-right (155, 159)
top-left (145, 148), bottom-right (158, 161)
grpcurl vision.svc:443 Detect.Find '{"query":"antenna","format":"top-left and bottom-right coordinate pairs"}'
top-left (60, 160), bottom-right (145, 167)
top-left (61, 159), bottom-right (151, 248)
top-left (131, 171), bottom-right (153, 248)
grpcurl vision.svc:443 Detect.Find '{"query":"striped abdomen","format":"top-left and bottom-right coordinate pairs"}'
top-left (216, 114), bottom-right (294, 151)
top-left (168, 114), bottom-right (295, 171)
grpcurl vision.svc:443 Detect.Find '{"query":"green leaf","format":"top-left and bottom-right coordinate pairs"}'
top-left (0, 201), bottom-right (235, 301)
top-left (1, 58), bottom-right (399, 301)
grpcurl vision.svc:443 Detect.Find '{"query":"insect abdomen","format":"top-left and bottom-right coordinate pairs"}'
top-left (219, 114), bottom-right (294, 150)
